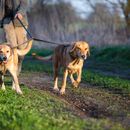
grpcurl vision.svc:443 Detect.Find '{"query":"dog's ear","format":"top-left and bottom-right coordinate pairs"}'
top-left (70, 42), bottom-right (77, 53)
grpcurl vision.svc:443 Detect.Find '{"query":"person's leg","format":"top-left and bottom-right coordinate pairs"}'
top-left (14, 26), bottom-right (28, 74)
top-left (3, 22), bottom-right (17, 46)
top-left (3, 22), bottom-right (18, 64)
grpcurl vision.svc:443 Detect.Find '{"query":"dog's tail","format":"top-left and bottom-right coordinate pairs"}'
top-left (32, 53), bottom-right (52, 61)
top-left (17, 40), bottom-right (33, 56)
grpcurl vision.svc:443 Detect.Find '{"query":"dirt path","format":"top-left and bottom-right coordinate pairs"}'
top-left (20, 72), bottom-right (130, 128)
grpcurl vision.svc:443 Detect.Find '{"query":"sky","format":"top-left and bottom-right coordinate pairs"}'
top-left (68, 0), bottom-right (93, 18)
top-left (65, 0), bottom-right (125, 18)
top-left (29, 0), bottom-right (125, 18)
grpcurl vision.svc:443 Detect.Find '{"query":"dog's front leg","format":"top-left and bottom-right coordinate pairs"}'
top-left (1, 75), bottom-right (6, 90)
top-left (8, 68), bottom-right (23, 95)
top-left (60, 69), bottom-right (68, 95)
top-left (70, 74), bottom-right (79, 88)
top-left (75, 69), bottom-right (82, 87)
top-left (70, 74), bottom-right (76, 86)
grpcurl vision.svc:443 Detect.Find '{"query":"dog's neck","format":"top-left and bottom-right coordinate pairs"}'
top-left (0, 63), bottom-right (6, 74)
top-left (69, 52), bottom-right (83, 66)
top-left (69, 51), bottom-right (79, 60)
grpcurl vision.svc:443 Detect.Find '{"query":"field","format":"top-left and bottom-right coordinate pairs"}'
top-left (0, 45), bottom-right (130, 130)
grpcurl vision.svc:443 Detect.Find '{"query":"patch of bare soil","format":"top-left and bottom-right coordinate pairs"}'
top-left (20, 72), bottom-right (130, 128)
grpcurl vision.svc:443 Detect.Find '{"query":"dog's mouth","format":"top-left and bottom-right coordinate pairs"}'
top-left (0, 55), bottom-right (8, 64)
top-left (3, 60), bottom-right (8, 64)
top-left (80, 55), bottom-right (87, 60)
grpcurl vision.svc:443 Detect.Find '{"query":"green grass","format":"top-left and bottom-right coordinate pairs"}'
top-left (28, 48), bottom-right (53, 57)
top-left (0, 87), bottom-right (86, 130)
top-left (90, 45), bottom-right (130, 67)
top-left (0, 86), bottom-right (125, 130)
top-left (82, 70), bottom-right (130, 94)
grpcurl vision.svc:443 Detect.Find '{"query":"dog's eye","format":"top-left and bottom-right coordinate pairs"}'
top-left (0, 51), bottom-right (3, 53)
top-left (85, 48), bottom-right (88, 51)
top-left (7, 51), bottom-right (9, 53)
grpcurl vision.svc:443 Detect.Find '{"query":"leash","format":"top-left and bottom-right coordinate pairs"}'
top-left (16, 17), bottom-right (62, 46)
top-left (12, 38), bottom-right (33, 49)
top-left (17, 17), bottom-right (32, 39)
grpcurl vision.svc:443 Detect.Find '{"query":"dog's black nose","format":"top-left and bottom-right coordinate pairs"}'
top-left (0, 56), bottom-right (3, 61)
top-left (3, 56), bottom-right (7, 61)
top-left (81, 55), bottom-right (85, 59)
top-left (0, 55), bottom-right (6, 61)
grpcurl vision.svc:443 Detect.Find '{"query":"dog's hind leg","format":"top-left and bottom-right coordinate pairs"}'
top-left (17, 56), bottom-right (24, 75)
top-left (53, 60), bottom-right (59, 92)
top-left (12, 69), bottom-right (19, 91)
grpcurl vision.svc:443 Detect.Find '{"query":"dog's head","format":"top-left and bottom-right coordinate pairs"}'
top-left (70, 41), bottom-right (90, 60)
top-left (0, 44), bottom-right (12, 64)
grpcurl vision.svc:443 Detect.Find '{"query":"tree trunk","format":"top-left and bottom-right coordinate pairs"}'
top-left (124, 0), bottom-right (130, 38)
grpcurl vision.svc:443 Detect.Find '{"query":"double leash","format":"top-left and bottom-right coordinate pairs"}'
top-left (13, 17), bottom-right (62, 49)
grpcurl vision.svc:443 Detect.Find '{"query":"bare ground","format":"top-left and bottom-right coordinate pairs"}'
top-left (19, 72), bottom-right (130, 129)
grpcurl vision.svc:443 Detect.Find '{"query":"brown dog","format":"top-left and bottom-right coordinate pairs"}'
top-left (53, 41), bottom-right (90, 94)
top-left (33, 41), bottom-right (90, 95)
top-left (0, 40), bottom-right (32, 94)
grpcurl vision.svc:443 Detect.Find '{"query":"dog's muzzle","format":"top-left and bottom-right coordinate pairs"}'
top-left (81, 55), bottom-right (87, 60)
top-left (0, 55), bottom-right (7, 62)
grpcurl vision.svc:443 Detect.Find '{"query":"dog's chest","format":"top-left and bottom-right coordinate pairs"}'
top-left (67, 59), bottom-right (83, 73)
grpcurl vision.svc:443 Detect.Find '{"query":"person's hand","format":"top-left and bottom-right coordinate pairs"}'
top-left (15, 13), bottom-right (23, 20)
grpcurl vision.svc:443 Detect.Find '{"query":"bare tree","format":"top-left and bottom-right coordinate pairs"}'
top-left (27, 0), bottom-right (79, 43)
top-left (105, 0), bottom-right (130, 39)
top-left (27, 0), bottom-right (127, 46)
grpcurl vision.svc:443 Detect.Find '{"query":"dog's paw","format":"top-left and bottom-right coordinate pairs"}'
top-left (16, 89), bottom-right (23, 95)
top-left (72, 81), bottom-right (79, 88)
top-left (1, 87), bottom-right (6, 91)
top-left (1, 84), bottom-right (6, 91)
top-left (60, 89), bottom-right (65, 95)
top-left (53, 87), bottom-right (59, 92)
top-left (12, 86), bottom-right (16, 91)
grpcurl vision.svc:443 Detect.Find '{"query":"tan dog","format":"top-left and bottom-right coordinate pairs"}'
top-left (53, 41), bottom-right (90, 94)
top-left (33, 41), bottom-right (90, 95)
top-left (0, 40), bottom-right (33, 94)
